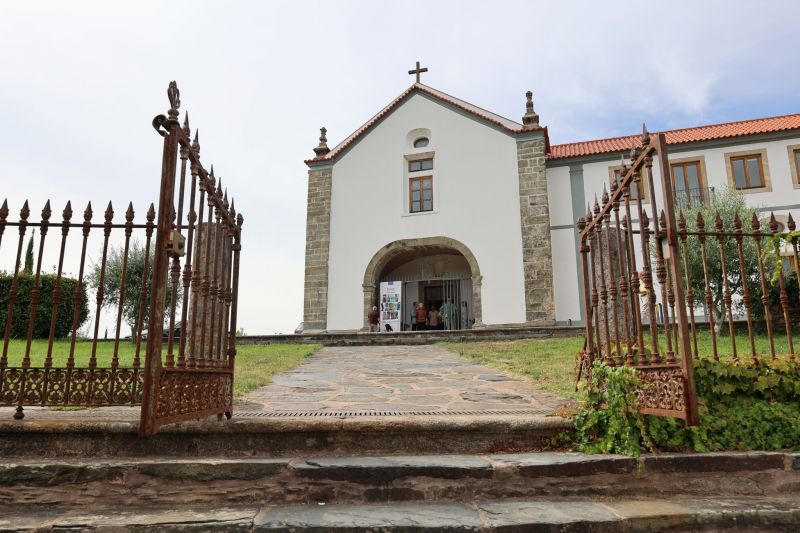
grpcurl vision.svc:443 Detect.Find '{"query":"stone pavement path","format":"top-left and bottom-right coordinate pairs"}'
top-left (243, 345), bottom-right (566, 414)
top-left (0, 345), bottom-right (568, 421)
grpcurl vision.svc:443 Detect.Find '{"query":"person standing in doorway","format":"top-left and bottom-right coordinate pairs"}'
top-left (410, 301), bottom-right (418, 331)
top-left (441, 299), bottom-right (456, 330)
top-left (368, 305), bottom-right (380, 332)
top-left (428, 305), bottom-right (441, 330)
top-left (461, 301), bottom-right (470, 329)
top-left (415, 302), bottom-right (428, 331)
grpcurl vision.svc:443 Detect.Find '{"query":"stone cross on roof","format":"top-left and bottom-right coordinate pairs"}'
top-left (408, 61), bottom-right (428, 83)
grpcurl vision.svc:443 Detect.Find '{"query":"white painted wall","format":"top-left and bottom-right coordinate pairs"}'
top-left (550, 227), bottom-right (582, 322)
top-left (325, 93), bottom-right (526, 330)
top-left (546, 165), bottom-right (573, 227)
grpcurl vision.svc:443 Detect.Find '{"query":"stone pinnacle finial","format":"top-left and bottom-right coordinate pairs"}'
top-left (313, 126), bottom-right (330, 157)
top-left (522, 91), bottom-right (540, 128)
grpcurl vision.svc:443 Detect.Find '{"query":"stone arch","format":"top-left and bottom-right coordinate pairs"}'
top-left (361, 236), bottom-right (483, 329)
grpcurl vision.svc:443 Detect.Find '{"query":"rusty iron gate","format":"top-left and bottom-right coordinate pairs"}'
top-left (0, 82), bottom-right (243, 436)
top-left (576, 129), bottom-right (699, 424)
top-left (576, 127), bottom-right (800, 425)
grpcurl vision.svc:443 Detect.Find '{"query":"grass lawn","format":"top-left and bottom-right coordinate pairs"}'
top-left (440, 337), bottom-right (585, 399)
top-left (441, 329), bottom-right (799, 401)
top-left (1, 339), bottom-right (320, 399)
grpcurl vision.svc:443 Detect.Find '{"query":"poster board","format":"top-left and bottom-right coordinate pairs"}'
top-left (379, 281), bottom-right (402, 332)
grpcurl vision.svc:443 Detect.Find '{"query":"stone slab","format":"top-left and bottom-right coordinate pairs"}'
top-left (293, 455), bottom-right (493, 482)
top-left (490, 452), bottom-right (636, 477)
top-left (642, 451), bottom-right (788, 474)
top-left (0, 459), bottom-right (291, 486)
top-left (51, 506), bottom-right (257, 531)
top-left (254, 502), bottom-right (482, 532)
top-left (3, 495), bottom-right (800, 531)
top-left (135, 458), bottom-right (290, 481)
top-left (478, 499), bottom-right (619, 531)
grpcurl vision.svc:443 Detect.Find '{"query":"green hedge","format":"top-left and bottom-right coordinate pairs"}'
top-left (0, 274), bottom-right (89, 339)
top-left (647, 357), bottom-right (800, 452)
top-left (573, 357), bottom-right (800, 456)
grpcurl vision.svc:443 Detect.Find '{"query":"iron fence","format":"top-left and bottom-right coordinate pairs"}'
top-left (0, 82), bottom-right (243, 436)
top-left (577, 128), bottom-right (798, 425)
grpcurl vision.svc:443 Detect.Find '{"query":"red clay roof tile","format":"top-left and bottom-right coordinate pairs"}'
top-left (549, 113), bottom-right (800, 160)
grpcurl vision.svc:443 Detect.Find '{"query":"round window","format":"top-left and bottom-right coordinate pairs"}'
top-left (413, 137), bottom-right (429, 148)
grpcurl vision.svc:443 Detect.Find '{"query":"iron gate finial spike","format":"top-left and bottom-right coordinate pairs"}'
top-left (751, 212), bottom-right (761, 231)
top-left (0, 199), bottom-right (7, 220)
top-left (192, 130), bottom-right (200, 155)
top-left (769, 212), bottom-right (778, 233)
top-left (42, 200), bottom-right (51, 221)
top-left (126, 202), bottom-right (135, 222)
top-left (147, 203), bottom-right (156, 222)
top-left (63, 201), bottom-right (73, 221)
top-left (20, 200), bottom-right (30, 220)
top-left (167, 81), bottom-right (180, 120)
top-left (788, 212), bottom-right (796, 231)
top-left (84, 202), bottom-right (93, 221)
top-left (105, 201), bottom-right (114, 222)
top-left (183, 112), bottom-right (190, 137)
top-left (715, 211), bottom-right (724, 232)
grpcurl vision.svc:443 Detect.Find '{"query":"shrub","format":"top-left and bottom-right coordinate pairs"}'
top-left (0, 274), bottom-right (89, 339)
top-left (574, 357), bottom-right (800, 455)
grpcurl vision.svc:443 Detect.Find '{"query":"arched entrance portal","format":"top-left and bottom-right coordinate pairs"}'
top-left (362, 237), bottom-right (483, 331)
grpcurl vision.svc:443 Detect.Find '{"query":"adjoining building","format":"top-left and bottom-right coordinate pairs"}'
top-left (302, 76), bottom-right (800, 333)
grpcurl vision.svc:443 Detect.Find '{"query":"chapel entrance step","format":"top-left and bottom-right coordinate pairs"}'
top-left (0, 414), bottom-right (571, 458)
top-left (0, 452), bottom-right (797, 508)
top-left (3, 496), bottom-right (800, 531)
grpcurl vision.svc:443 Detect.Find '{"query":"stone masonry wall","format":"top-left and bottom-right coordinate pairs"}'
top-left (516, 135), bottom-right (556, 325)
top-left (303, 166), bottom-right (333, 332)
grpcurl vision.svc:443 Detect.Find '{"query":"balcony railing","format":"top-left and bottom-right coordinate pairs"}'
top-left (674, 186), bottom-right (714, 209)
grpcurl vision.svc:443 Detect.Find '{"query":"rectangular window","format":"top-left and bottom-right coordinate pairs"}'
top-left (409, 158), bottom-right (433, 172)
top-left (729, 154), bottom-right (764, 190)
top-left (409, 176), bottom-right (433, 213)
top-left (670, 160), bottom-right (706, 206)
top-left (613, 169), bottom-right (642, 200)
top-left (794, 149), bottom-right (800, 185)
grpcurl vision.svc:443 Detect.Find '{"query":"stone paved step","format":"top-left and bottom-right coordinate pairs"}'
top-left (0, 415), bottom-right (571, 458)
top-left (0, 452), bottom-right (797, 507)
top-left (3, 496), bottom-right (800, 531)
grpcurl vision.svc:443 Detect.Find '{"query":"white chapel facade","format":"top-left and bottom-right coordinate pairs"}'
top-left (303, 74), bottom-right (800, 333)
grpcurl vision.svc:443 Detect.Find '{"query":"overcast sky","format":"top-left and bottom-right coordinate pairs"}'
top-left (1, 1), bottom-right (799, 335)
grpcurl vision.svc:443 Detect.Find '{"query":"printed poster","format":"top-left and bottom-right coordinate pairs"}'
top-left (379, 281), bottom-right (402, 333)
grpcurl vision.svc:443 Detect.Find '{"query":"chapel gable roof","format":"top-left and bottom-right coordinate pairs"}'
top-left (305, 83), bottom-right (549, 165)
top-left (549, 113), bottom-right (800, 160)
